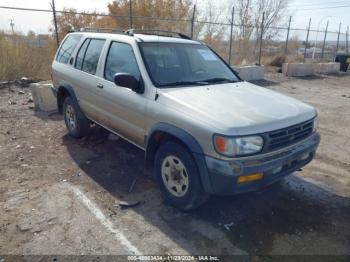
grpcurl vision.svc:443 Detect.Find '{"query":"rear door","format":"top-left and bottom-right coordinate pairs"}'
top-left (69, 38), bottom-right (106, 121)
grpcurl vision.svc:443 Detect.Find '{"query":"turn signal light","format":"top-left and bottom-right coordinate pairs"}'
top-left (237, 173), bottom-right (264, 184)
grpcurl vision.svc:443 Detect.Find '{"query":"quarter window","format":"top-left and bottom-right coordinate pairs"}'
top-left (104, 42), bottom-right (140, 82)
top-left (56, 34), bottom-right (82, 64)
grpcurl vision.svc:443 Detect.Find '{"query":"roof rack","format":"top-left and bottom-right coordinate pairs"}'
top-left (78, 27), bottom-right (192, 40)
top-left (79, 27), bottom-right (126, 35)
top-left (128, 29), bottom-right (192, 40)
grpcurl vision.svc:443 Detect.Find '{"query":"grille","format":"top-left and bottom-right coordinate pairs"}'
top-left (266, 119), bottom-right (314, 151)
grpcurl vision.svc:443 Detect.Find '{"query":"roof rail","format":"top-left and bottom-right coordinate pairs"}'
top-left (129, 29), bottom-right (192, 40)
top-left (79, 27), bottom-right (126, 35)
top-left (77, 27), bottom-right (192, 40)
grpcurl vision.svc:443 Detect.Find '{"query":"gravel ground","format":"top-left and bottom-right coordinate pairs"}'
top-left (0, 72), bottom-right (349, 257)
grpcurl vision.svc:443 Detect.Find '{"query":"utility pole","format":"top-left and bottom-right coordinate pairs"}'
top-left (258, 12), bottom-right (265, 65)
top-left (304, 18), bottom-right (311, 62)
top-left (228, 7), bottom-right (235, 65)
top-left (10, 19), bottom-right (15, 34)
top-left (285, 16), bottom-right (292, 55)
top-left (50, 0), bottom-right (60, 48)
top-left (312, 16), bottom-right (331, 59)
top-left (335, 23), bottom-right (341, 59)
top-left (347, 26), bottom-right (349, 56)
top-left (321, 20), bottom-right (329, 59)
top-left (129, 0), bottom-right (133, 29)
top-left (190, 5), bottom-right (196, 39)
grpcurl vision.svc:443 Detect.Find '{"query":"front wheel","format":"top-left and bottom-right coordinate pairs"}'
top-left (154, 142), bottom-right (210, 211)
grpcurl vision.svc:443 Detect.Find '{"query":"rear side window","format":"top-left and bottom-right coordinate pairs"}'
top-left (81, 39), bottom-right (105, 75)
top-left (56, 34), bottom-right (82, 64)
top-left (104, 42), bottom-right (140, 82)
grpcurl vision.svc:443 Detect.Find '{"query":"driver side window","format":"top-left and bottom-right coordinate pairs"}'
top-left (104, 42), bottom-right (140, 82)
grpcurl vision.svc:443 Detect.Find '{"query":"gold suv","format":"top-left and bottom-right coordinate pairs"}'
top-left (52, 29), bottom-right (320, 210)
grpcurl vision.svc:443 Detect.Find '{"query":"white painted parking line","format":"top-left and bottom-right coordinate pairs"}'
top-left (67, 184), bottom-right (142, 255)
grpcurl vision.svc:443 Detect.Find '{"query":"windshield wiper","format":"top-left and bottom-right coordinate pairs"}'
top-left (158, 78), bottom-right (236, 87)
top-left (200, 77), bottom-right (236, 83)
top-left (158, 81), bottom-right (208, 87)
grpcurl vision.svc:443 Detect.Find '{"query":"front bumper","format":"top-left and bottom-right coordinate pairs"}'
top-left (201, 132), bottom-right (320, 195)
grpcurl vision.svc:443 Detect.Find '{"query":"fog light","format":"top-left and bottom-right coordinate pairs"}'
top-left (237, 173), bottom-right (264, 184)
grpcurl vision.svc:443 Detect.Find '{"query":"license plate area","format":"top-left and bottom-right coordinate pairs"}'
top-left (268, 151), bottom-right (313, 176)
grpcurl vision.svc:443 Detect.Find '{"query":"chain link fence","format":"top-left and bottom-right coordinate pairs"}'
top-left (0, 4), bottom-right (349, 81)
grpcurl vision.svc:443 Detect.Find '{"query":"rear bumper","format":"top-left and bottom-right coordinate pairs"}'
top-left (200, 132), bottom-right (320, 195)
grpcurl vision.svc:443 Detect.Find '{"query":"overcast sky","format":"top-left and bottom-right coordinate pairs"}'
top-left (0, 0), bottom-right (349, 39)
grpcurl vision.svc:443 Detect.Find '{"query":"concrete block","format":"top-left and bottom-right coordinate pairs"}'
top-left (314, 62), bottom-right (340, 74)
top-left (30, 82), bottom-right (57, 112)
top-left (233, 65), bottom-right (265, 81)
top-left (282, 63), bottom-right (315, 77)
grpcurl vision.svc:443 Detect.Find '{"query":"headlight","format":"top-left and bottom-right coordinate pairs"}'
top-left (213, 135), bottom-right (264, 157)
top-left (313, 116), bottom-right (319, 132)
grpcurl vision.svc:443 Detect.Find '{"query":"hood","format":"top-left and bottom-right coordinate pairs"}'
top-left (157, 81), bottom-right (316, 136)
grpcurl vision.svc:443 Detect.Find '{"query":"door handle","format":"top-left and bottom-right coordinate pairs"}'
top-left (97, 84), bottom-right (104, 89)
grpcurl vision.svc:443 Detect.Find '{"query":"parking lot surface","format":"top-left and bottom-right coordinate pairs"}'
top-left (0, 72), bottom-right (350, 256)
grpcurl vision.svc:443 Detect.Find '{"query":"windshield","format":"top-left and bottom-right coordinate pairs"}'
top-left (139, 42), bottom-right (239, 87)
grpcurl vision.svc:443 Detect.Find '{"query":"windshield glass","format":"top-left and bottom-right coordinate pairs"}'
top-left (139, 42), bottom-right (239, 87)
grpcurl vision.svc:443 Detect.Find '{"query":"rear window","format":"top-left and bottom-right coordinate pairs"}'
top-left (56, 34), bottom-right (82, 64)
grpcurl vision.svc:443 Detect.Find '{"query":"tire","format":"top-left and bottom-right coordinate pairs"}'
top-left (63, 96), bottom-right (90, 138)
top-left (154, 141), bottom-right (210, 211)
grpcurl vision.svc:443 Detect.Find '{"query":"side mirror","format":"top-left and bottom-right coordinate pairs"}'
top-left (114, 73), bottom-right (144, 94)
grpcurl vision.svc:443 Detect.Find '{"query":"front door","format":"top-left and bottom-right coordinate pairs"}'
top-left (96, 41), bottom-right (149, 147)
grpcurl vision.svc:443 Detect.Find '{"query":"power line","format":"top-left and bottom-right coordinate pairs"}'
top-left (0, 5), bottom-right (191, 22)
top-left (0, 6), bottom-right (52, 13)
top-left (0, 4), bottom-right (348, 35)
top-left (292, 4), bottom-right (350, 11)
top-left (1, 4), bottom-right (348, 25)
top-left (288, 0), bottom-right (350, 8)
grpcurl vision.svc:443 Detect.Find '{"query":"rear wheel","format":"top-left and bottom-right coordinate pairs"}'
top-left (63, 96), bottom-right (90, 138)
top-left (155, 142), bottom-right (209, 211)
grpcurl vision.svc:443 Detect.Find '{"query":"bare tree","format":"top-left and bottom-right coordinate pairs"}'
top-left (229, 0), bottom-right (289, 62)
top-left (193, 0), bottom-right (229, 60)
top-left (254, 0), bottom-right (289, 42)
top-left (200, 1), bottom-right (226, 46)
top-left (236, 0), bottom-right (254, 41)
top-left (230, 0), bottom-right (289, 42)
